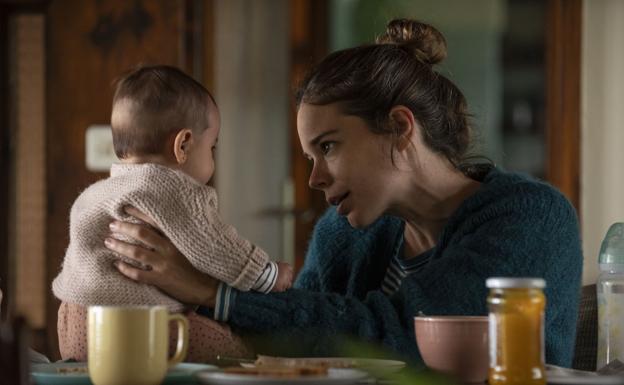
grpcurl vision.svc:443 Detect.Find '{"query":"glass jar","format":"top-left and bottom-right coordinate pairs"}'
top-left (487, 277), bottom-right (546, 385)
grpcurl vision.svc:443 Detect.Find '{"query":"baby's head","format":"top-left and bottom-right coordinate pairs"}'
top-left (111, 65), bottom-right (219, 184)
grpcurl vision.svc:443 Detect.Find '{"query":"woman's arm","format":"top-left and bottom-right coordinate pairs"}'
top-left (106, 206), bottom-right (420, 360)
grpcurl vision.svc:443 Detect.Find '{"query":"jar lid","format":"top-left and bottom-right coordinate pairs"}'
top-left (486, 277), bottom-right (546, 289)
top-left (599, 223), bottom-right (624, 265)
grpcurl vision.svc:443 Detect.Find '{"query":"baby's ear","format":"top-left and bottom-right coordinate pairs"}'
top-left (172, 128), bottom-right (194, 164)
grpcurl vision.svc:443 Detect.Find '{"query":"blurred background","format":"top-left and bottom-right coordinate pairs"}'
top-left (0, 0), bottom-right (622, 359)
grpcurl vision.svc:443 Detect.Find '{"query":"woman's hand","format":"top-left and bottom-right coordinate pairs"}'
top-left (105, 206), bottom-right (219, 307)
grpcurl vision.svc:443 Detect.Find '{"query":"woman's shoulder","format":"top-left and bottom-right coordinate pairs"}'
top-left (313, 207), bottom-right (354, 236)
top-left (441, 167), bottom-right (583, 278)
top-left (307, 207), bottom-right (403, 260)
top-left (313, 207), bottom-right (402, 238)
top-left (301, 207), bottom-right (403, 284)
top-left (473, 167), bottom-right (576, 219)
top-left (444, 166), bottom-right (580, 245)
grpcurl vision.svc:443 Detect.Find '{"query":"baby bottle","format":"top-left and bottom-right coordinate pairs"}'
top-left (597, 222), bottom-right (624, 369)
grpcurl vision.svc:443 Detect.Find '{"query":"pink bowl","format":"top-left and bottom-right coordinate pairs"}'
top-left (414, 316), bottom-right (489, 383)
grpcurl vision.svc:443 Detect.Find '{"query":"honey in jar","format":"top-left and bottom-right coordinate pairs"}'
top-left (486, 277), bottom-right (546, 385)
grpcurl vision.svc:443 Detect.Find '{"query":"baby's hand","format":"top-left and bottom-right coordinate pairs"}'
top-left (272, 261), bottom-right (293, 292)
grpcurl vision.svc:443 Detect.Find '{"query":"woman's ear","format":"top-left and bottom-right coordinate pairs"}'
top-left (173, 129), bottom-right (194, 164)
top-left (389, 106), bottom-right (418, 151)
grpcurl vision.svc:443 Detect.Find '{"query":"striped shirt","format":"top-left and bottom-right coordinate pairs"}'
top-left (251, 260), bottom-right (278, 293)
top-left (381, 251), bottom-right (431, 296)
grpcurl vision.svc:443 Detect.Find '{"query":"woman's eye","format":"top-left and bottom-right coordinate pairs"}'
top-left (320, 141), bottom-right (335, 155)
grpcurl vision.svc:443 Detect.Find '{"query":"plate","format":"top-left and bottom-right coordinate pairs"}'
top-left (167, 363), bottom-right (219, 384)
top-left (31, 363), bottom-right (90, 385)
top-left (31, 362), bottom-right (217, 385)
top-left (243, 357), bottom-right (405, 375)
top-left (196, 368), bottom-right (369, 385)
top-left (547, 375), bottom-right (624, 385)
top-left (545, 364), bottom-right (624, 385)
top-left (547, 373), bottom-right (624, 385)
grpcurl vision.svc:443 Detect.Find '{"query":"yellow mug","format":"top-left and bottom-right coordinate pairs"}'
top-left (88, 305), bottom-right (188, 385)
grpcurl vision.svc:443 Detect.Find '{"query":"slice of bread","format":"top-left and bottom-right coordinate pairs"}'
top-left (254, 355), bottom-right (357, 368)
top-left (223, 365), bottom-right (328, 377)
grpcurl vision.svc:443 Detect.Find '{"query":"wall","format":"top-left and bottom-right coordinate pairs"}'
top-left (581, 0), bottom-right (624, 284)
top-left (214, 0), bottom-right (291, 263)
top-left (329, 0), bottom-right (506, 165)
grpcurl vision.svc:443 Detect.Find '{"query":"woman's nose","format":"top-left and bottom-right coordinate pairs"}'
top-left (308, 162), bottom-right (329, 190)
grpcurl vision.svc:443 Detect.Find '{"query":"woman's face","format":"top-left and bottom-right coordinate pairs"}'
top-left (297, 103), bottom-right (398, 228)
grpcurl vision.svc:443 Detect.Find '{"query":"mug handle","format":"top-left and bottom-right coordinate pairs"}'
top-left (167, 313), bottom-right (189, 368)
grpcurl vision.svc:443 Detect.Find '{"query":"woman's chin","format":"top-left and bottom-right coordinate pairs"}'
top-left (346, 212), bottom-right (372, 229)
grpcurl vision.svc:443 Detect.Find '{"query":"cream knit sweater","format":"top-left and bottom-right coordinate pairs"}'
top-left (52, 163), bottom-right (269, 311)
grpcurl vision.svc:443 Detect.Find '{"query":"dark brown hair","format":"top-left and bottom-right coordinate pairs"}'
top-left (296, 19), bottom-right (472, 167)
top-left (111, 65), bottom-right (214, 159)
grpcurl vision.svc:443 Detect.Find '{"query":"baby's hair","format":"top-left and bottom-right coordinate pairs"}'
top-left (111, 65), bottom-right (215, 159)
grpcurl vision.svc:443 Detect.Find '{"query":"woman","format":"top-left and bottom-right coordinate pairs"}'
top-left (106, 19), bottom-right (582, 366)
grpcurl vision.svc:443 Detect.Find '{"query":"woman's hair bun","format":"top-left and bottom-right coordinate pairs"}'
top-left (376, 19), bottom-right (447, 65)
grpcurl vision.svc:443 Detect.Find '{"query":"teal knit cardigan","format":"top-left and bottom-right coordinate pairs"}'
top-left (221, 168), bottom-right (583, 367)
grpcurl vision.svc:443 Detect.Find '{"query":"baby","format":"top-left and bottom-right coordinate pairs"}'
top-left (53, 65), bottom-right (293, 361)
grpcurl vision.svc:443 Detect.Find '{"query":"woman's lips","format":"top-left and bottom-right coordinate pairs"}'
top-left (328, 192), bottom-right (350, 215)
top-left (328, 192), bottom-right (349, 206)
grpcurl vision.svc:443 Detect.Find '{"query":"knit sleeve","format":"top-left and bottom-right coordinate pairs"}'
top-left (126, 171), bottom-right (269, 291)
top-left (292, 232), bottom-right (323, 292)
top-left (229, 288), bottom-right (418, 358)
top-left (226, 209), bottom-right (421, 361)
